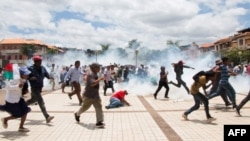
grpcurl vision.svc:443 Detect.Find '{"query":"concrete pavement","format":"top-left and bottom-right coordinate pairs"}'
top-left (0, 85), bottom-right (250, 141)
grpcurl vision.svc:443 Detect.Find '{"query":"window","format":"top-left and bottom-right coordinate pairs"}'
top-left (239, 39), bottom-right (243, 45)
top-left (19, 55), bottom-right (22, 60)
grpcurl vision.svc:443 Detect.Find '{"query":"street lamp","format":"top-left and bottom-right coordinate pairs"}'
top-left (135, 49), bottom-right (139, 67)
top-left (95, 50), bottom-right (98, 63)
top-left (238, 51), bottom-right (242, 64)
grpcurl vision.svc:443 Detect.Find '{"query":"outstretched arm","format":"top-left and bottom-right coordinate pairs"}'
top-left (183, 65), bottom-right (195, 69)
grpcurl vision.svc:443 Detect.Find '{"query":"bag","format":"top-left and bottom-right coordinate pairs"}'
top-left (192, 71), bottom-right (206, 82)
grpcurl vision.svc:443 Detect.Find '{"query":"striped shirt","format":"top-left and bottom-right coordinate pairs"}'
top-left (219, 64), bottom-right (230, 84)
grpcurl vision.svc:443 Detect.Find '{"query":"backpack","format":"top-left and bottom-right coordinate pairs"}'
top-left (192, 71), bottom-right (206, 82)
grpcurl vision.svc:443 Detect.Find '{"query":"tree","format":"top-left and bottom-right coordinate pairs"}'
top-left (20, 44), bottom-right (36, 59)
top-left (128, 39), bottom-right (140, 49)
top-left (47, 48), bottom-right (56, 55)
top-left (166, 40), bottom-right (181, 47)
top-left (100, 43), bottom-right (110, 53)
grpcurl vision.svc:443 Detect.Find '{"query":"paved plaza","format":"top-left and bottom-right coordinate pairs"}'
top-left (0, 84), bottom-right (249, 141)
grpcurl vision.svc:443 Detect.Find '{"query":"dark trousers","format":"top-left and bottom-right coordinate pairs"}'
top-left (68, 81), bottom-right (82, 104)
top-left (170, 75), bottom-right (189, 94)
top-left (238, 90), bottom-right (250, 110)
top-left (103, 80), bottom-right (115, 95)
top-left (184, 92), bottom-right (212, 119)
top-left (209, 82), bottom-right (236, 107)
top-left (26, 87), bottom-right (50, 119)
top-left (208, 84), bottom-right (231, 105)
top-left (154, 81), bottom-right (169, 97)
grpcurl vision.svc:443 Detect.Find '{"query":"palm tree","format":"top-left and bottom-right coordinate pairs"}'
top-left (20, 44), bottom-right (36, 59)
top-left (128, 39), bottom-right (140, 49)
top-left (166, 40), bottom-right (181, 47)
top-left (100, 43), bottom-right (110, 53)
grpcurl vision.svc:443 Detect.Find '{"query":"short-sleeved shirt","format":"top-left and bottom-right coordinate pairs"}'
top-left (219, 64), bottom-right (230, 84)
top-left (111, 90), bottom-right (126, 101)
top-left (6, 79), bottom-right (21, 103)
top-left (83, 71), bottom-right (100, 99)
top-left (190, 75), bottom-right (207, 94)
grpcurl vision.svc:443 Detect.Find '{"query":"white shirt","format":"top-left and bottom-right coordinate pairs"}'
top-left (5, 79), bottom-right (22, 103)
top-left (64, 66), bottom-right (82, 83)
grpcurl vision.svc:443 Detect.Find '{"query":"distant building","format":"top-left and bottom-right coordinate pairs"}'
top-left (0, 38), bottom-right (64, 67)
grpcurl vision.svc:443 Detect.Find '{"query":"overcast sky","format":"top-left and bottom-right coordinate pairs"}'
top-left (0, 0), bottom-right (250, 50)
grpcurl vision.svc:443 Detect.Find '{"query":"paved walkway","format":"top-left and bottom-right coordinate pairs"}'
top-left (0, 85), bottom-right (249, 141)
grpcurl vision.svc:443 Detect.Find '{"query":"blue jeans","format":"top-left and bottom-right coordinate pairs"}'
top-left (107, 97), bottom-right (123, 108)
top-left (184, 92), bottom-right (212, 119)
top-left (209, 82), bottom-right (236, 106)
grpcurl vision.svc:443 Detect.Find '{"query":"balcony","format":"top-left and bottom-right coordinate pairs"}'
top-left (0, 49), bottom-right (20, 54)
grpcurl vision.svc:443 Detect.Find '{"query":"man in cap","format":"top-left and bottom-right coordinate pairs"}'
top-left (26, 55), bottom-right (54, 123)
top-left (208, 57), bottom-right (237, 109)
top-left (207, 59), bottom-right (231, 107)
top-left (169, 60), bottom-right (195, 94)
top-left (74, 63), bottom-right (105, 128)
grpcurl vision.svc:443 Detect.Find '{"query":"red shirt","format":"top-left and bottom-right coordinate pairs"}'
top-left (111, 90), bottom-right (126, 101)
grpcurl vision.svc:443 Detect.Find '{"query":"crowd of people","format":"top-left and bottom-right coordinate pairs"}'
top-left (0, 55), bottom-right (250, 131)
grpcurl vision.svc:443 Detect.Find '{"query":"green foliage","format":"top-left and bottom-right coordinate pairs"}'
top-left (47, 48), bottom-right (56, 55)
top-left (166, 39), bottom-right (181, 47)
top-left (222, 48), bottom-right (249, 64)
top-left (20, 44), bottom-right (36, 59)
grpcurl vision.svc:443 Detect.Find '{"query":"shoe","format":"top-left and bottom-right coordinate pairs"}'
top-left (153, 94), bottom-right (157, 99)
top-left (235, 108), bottom-right (241, 117)
top-left (232, 105), bottom-right (237, 109)
top-left (164, 96), bottom-right (169, 98)
top-left (68, 93), bottom-right (72, 100)
top-left (168, 81), bottom-right (173, 84)
top-left (96, 121), bottom-right (105, 128)
top-left (182, 114), bottom-right (189, 121)
top-left (207, 117), bottom-right (216, 123)
top-left (79, 101), bottom-right (82, 106)
top-left (46, 116), bottom-right (54, 123)
top-left (18, 127), bottom-right (30, 132)
top-left (74, 113), bottom-right (80, 123)
top-left (105, 106), bottom-right (110, 109)
top-left (1, 118), bottom-right (7, 129)
top-left (225, 102), bottom-right (232, 107)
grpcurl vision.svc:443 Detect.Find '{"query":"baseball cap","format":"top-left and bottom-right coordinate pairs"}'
top-left (33, 55), bottom-right (42, 61)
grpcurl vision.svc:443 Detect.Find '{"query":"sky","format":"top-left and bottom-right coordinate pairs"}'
top-left (0, 0), bottom-right (250, 50)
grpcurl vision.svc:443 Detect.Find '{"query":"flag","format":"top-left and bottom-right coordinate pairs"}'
top-left (3, 63), bottom-right (13, 80)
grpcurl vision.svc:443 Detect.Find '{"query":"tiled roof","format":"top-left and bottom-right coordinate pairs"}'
top-left (214, 37), bottom-right (231, 44)
top-left (0, 38), bottom-right (46, 45)
top-left (200, 43), bottom-right (214, 48)
top-left (234, 32), bottom-right (250, 39)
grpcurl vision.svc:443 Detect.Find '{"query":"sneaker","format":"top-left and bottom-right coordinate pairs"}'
top-left (225, 102), bottom-right (232, 107)
top-left (235, 108), bottom-right (241, 117)
top-left (96, 121), bottom-right (105, 128)
top-left (74, 113), bottom-right (80, 123)
top-left (207, 117), bottom-right (216, 123)
top-left (68, 93), bottom-right (72, 100)
top-left (46, 116), bottom-right (54, 123)
top-left (1, 118), bottom-right (7, 129)
top-left (153, 94), bottom-right (157, 99)
top-left (182, 114), bottom-right (189, 121)
top-left (18, 127), bottom-right (30, 132)
top-left (105, 106), bottom-right (110, 109)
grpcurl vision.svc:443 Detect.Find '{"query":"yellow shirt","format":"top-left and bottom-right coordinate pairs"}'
top-left (190, 76), bottom-right (207, 94)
